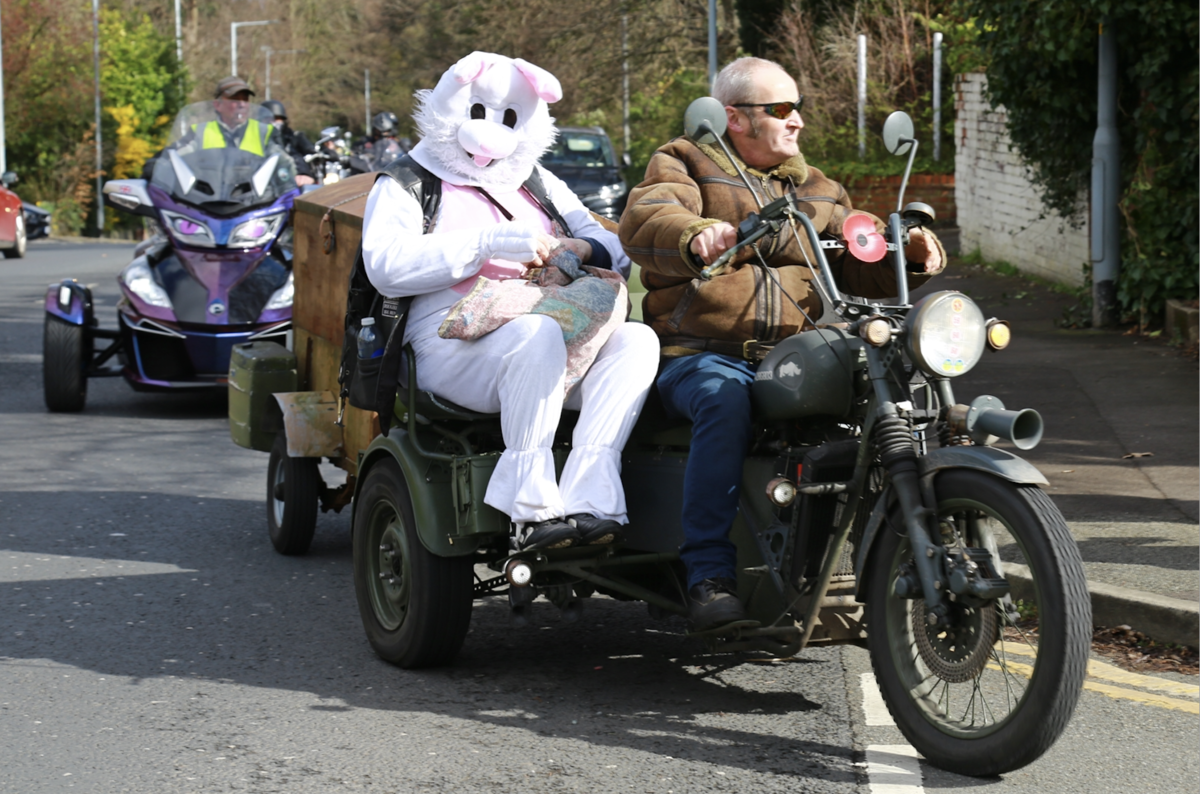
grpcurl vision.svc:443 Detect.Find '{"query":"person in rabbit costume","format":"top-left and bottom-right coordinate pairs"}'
top-left (362, 52), bottom-right (659, 552)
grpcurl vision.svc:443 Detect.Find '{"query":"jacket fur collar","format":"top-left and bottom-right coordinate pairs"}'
top-left (696, 137), bottom-right (809, 184)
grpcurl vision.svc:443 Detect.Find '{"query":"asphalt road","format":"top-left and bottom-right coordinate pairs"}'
top-left (1, 241), bottom-right (1195, 793)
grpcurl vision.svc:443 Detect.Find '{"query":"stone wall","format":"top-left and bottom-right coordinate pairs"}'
top-left (955, 73), bottom-right (1089, 287)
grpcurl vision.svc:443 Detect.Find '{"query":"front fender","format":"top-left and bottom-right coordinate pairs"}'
top-left (854, 446), bottom-right (1049, 599)
top-left (350, 430), bottom-right (482, 558)
top-left (45, 280), bottom-right (94, 326)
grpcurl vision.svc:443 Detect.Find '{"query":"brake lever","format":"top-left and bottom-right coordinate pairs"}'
top-left (700, 196), bottom-right (798, 281)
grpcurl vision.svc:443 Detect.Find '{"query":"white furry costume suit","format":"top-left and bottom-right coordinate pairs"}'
top-left (362, 52), bottom-right (659, 525)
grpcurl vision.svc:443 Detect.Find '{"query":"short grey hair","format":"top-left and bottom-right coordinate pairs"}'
top-left (712, 57), bottom-right (791, 106)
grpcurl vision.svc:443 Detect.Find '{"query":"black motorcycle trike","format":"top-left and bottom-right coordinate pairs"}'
top-left (229, 106), bottom-right (1089, 777)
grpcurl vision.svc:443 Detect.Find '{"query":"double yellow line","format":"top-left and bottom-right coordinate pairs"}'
top-left (991, 643), bottom-right (1199, 714)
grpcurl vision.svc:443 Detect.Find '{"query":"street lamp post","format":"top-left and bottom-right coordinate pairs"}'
top-left (93, 0), bottom-right (103, 230)
top-left (261, 47), bottom-right (303, 101)
top-left (231, 20), bottom-right (275, 77)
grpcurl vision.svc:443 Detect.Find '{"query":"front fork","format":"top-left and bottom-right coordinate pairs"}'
top-left (867, 349), bottom-right (952, 627)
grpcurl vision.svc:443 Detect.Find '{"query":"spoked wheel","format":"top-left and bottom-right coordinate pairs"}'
top-left (266, 433), bottom-right (320, 555)
top-left (352, 458), bottom-right (474, 668)
top-left (865, 469), bottom-right (1090, 776)
top-left (43, 314), bottom-right (88, 412)
top-left (4, 215), bottom-right (27, 259)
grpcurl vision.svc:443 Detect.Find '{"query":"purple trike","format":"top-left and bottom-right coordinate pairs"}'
top-left (43, 102), bottom-right (300, 411)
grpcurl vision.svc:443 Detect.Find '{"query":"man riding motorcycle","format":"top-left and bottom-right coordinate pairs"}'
top-left (262, 99), bottom-right (317, 186)
top-left (142, 76), bottom-right (281, 178)
top-left (618, 56), bottom-right (946, 631)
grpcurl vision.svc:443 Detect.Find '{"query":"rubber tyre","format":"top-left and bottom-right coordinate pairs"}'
top-left (3, 215), bottom-right (27, 259)
top-left (43, 314), bottom-right (88, 412)
top-left (352, 458), bottom-right (474, 668)
top-left (266, 433), bottom-right (320, 555)
top-left (865, 469), bottom-right (1090, 776)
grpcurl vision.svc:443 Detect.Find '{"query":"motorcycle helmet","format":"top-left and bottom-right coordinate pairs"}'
top-left (261, 99), bottom-right (288, 120)
top-left (372, 111), bottom-right (399, 136)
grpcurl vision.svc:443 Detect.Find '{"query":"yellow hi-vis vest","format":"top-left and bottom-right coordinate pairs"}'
top-left (196, 119), bottom-right (271, 156)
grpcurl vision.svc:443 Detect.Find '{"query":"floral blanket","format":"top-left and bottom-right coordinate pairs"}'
top-left (438, 247), bottom-right (629, 393)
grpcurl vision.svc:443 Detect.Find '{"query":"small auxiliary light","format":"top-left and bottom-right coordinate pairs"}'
top-left (860, 317), bottom-right (892, 347)
top-left (766, 476), bottom-right (797, 507)
top-left (986, 319), bottom-right (1012, 350)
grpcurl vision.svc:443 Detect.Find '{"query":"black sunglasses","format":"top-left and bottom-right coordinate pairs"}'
top-left (731, 97), bottom-right (804, 120)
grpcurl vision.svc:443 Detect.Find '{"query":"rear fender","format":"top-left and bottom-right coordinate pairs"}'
top-left (853, 446), bottom-right (1049, 599)
top-left (45, 280), bottom-right (94, 327)
top-left (351, 431), bottom-right (482, 558)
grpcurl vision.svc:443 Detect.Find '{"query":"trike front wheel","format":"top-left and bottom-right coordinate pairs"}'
top-left (43, 314), bottom-right (88, 412)
top-left (352, 458), bottom-right (473, 668)
top-left (865, 469), bottom-right (1090, 776)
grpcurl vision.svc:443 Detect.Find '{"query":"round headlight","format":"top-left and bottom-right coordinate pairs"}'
top-left (906, 291), bottom-right (986, 377)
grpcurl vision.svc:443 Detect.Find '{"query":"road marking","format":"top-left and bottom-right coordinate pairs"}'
top-left (2, 551), bottom-right (197, 583)
top-left (997, 642), bottom-right (1200, 699)
top-left (986, 658), bottom-right (1200, 714)
top-left (861, 673), bottom-right (896, 726)
top-left (865, 745), bottom-right (924, 793)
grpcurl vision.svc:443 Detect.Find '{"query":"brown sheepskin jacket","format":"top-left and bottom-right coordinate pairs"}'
top-left (619, 137), bottom-right (944, 357)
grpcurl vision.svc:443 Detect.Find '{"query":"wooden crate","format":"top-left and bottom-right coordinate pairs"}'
top-left (292, 174), bottom-right (380, 469)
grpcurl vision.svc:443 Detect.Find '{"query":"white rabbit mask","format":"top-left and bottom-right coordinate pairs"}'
top-left (409, 51), bottom-right (561, 192)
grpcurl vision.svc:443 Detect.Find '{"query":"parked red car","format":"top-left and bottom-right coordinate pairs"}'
top-left (0, 172), bottom-right (28, 258)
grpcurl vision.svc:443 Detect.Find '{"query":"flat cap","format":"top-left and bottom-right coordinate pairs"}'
top-left (214, 75), bottom-right (255, 99)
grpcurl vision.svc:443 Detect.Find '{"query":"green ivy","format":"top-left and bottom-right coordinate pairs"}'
top-left (956, 0), bottom-right (1199, 322)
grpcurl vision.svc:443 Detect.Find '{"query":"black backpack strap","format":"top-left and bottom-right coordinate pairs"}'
top-left (366, 155), bottom-right (443, 435)
top-left (521, 166), bottom-right (573, 237)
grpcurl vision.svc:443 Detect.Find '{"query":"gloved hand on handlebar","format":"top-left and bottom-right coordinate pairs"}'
top-left (482, 222), bottom-right (560, 267)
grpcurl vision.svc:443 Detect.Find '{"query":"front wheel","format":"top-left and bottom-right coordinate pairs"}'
top-left (352, 458), bottom-right (474, 668)
top-left (266, 433), bottom-right (320, 555)
top-left (865, 469), bottom-right (1090, 776)
top-left (43, 314), bottom-right (88, 412)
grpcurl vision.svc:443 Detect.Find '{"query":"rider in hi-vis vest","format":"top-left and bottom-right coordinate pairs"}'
top-left (194, 117), bottom-right (272, 156)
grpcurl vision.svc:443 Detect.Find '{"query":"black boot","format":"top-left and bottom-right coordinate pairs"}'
top-left (566, 513), bottom-right (623, 545)
top-left (687, 577), bottom-right (746, 631)
top-left (511, 518), bottom-right (580, 552)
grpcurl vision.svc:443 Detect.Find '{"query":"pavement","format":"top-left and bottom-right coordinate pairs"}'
top-left (918, 229), bottom-right (1199, 647)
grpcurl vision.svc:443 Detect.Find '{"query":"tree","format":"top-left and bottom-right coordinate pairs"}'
top-left (957, 0), bottom-right (1199, 319)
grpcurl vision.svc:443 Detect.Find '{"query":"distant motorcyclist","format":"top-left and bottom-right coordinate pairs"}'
top-left (350, 111), bottom-right (404, 172)
top-left (142, 76), bottom-right (280, 178)
top-left (262, 99), bottom-right (317, 186)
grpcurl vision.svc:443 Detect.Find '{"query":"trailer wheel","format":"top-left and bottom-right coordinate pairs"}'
top-left (266, 433), bottom-right (320, 555)
top-left (353, 458), bottom-right (474, 668)
top-left (43, 314), bottom-right (88, 412)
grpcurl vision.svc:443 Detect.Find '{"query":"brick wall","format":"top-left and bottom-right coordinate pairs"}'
top-left (955, 73), bottom-right (1089, 287)
top-left (839, 174), bottom-right (957, 225)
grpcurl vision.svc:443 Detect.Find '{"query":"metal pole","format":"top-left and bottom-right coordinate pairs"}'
top-left (622, 12), bottom-right (630, 158)
top-left (365, 69), bottom-right (371, 136)
top-left (1091, 22), bottom-right (1120, 328)
top-left (93, 0), bottom-right (103, 231)
top-left (857, 34), bottom-right (867, 159)
top-left (264, 47), bottom-right (271, 101)
top-left (0, 0), bottom-right (7, 175)
top-left (231, 21), bottom-right (275, 77)
top-left (707, 0), bottom-right (717, 92)
top-left (174, 0), bottom-right (182, 66)
top-left (932, 32), bottom-right (942, 161)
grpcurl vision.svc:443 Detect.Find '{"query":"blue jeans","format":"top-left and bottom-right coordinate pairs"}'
top-left (656, 352), bottom-right (756, 588)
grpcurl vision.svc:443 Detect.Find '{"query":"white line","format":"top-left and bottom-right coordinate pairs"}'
top-left (866, 745), bottom-right (924, 793)
top-left (861, 672), bottom-right (895, 726)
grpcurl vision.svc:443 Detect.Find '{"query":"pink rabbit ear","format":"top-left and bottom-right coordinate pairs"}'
top-left (512, 59), bottom-right (562, 103)
top-left (452, 51), bottom-right (495, 84)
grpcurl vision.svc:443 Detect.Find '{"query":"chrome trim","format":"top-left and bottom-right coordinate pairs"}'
top-left (248, 321), bottom-right (292, 340)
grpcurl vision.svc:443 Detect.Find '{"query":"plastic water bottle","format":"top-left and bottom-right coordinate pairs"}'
top-left (357, 317), bottom-right (383, 359)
